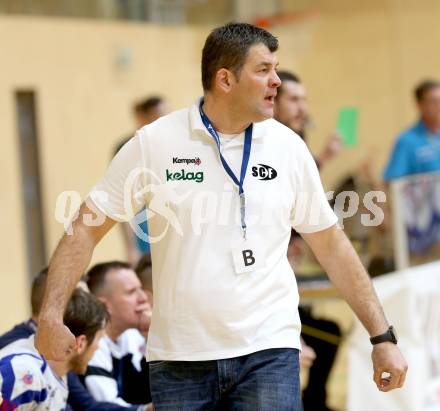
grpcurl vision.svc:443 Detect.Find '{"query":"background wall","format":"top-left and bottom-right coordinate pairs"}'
top-left (2, 0), bottom-right (440, 330)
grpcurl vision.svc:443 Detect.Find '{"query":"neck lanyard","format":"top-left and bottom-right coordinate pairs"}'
top-left (199, 101), bottom-right (253, 239)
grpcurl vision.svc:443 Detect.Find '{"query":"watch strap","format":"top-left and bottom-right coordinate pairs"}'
top-left (370, 326), bottom-right (397, 345)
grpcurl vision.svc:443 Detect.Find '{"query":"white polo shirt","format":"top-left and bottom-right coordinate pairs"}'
top-left (89, 99), bottom-right (338, 361)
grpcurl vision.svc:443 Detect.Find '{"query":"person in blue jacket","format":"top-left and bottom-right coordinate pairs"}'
top-left (384, 79), bottom-right (440, 180)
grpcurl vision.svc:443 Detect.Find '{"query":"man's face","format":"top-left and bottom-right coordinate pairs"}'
top-left (228, 43), bottom-right (281, 122)
top-left (418, 87), bottom-right (440, 126)
top-left (69, 329), bottom-right (105, 374)
top-left (103, 268), bottom-right (150, 332)
top-left (274, 80), bottom-right (308, 134)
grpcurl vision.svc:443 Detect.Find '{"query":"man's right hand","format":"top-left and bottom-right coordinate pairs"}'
top-left (35, 320), bottom-right (77, 361)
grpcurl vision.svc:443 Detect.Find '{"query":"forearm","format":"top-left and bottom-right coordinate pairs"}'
top-left (305, 226), bottom-right (388, 336)
top-left (39, 224), bottom-right (94, 323)
top-left (39, 200), bottom-right (114, 324)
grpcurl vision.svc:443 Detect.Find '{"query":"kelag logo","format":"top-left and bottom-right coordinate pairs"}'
top-left (166, 169), bottom-right (204, 183)
top-left (251, 164), bottom-right (277, 181)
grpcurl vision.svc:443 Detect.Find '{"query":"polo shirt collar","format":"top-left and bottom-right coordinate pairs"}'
top-left (189, 97), bottom-right (266, 142)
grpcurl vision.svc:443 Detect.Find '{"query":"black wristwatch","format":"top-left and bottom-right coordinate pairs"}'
top-left (370, 326), bottom-right (398, 345)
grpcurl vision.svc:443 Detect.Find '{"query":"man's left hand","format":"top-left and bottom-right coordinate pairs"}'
top-left (371, 342), bottom-right (408, 392)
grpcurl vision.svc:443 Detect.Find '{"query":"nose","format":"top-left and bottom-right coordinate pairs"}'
top-left (271, 70), bottom-right (281, 88)
top-left (298, 99), bottom-right (307, 115)
top-left (138, 289), bottom-right (148, 303)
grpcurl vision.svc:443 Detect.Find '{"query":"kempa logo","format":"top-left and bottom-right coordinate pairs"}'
top-left (166, 169), bottom-right (204, 183)
top-left (173, 157), bottom-right (201, 165)
top-left (252, 164), bottom-right (277, 181)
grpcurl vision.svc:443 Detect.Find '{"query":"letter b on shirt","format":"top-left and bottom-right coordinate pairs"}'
top-left (242, 249), bottom-right (255, 267)
top-left (232, 241), bottom-right (265, 274)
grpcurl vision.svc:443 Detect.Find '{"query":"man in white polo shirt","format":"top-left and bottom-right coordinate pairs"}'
top-left (36, 22), bottom-right (407, 410)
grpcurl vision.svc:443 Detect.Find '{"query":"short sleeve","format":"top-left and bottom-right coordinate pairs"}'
top-left (89, 131), bottom-right (149, 222)
top-left (383, 135), bottom-right (413, 180)
top-left (290, 141), bottom-right (338, 233)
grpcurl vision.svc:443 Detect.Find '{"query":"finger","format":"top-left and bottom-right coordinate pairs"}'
top-left (379, 377), bottom-right (391, 391)
top-left (373, 367), bottom-right (383, 388)
top-left (379, 372), bottom-right (398, 392)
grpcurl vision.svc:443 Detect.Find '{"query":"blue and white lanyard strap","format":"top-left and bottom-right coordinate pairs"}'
top-left (199, 101), bottom-right (253, 239)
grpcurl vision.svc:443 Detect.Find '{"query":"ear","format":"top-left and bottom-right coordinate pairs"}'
top-left (75, 335), bottom-right (88, 355)
top-left (215, 68), bottom-right (235, 93)
top-left (97, 296), bottom-right (112, 315)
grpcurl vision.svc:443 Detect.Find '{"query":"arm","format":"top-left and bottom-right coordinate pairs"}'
top-left (37, 130), bottom-right (148, 361)
top-left (315, 132), bottom-right (342, 169)
top-left (35, 201), bottom-right (116, 361)
top-left (301, 224), bottom-right (408, 391)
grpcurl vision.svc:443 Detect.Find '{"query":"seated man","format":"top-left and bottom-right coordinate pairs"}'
top-left (0, 289), bottom-right (108, 410)
top-left (85, 261), bottom-right (152, 407)
top-left (0, 268), bottom-right (144, 411)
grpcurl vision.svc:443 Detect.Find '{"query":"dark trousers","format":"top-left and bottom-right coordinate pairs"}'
top-left (299, 307), bottom-right (341, 411)
top-left (149, 348), bottom-right (301, 411)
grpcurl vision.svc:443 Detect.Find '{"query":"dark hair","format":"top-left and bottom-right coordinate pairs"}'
top-left (63, 288), bottom-right (109, 343)
top-left (414, 79), bottom-right (440, 102)
top-left (86, 261), bottom-right (131, 296)
top-left (276, 70), bottom-right (301, 99)
top-left (201, 22), bottom-right (278, 91)
top-left (134, 96), bottom-right (164, 115)
top-left (135, 255), bottom-right (153, 293)
top-left (31, 267), bottom-right (48, 316)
